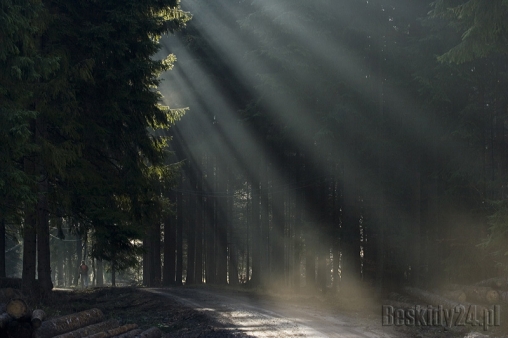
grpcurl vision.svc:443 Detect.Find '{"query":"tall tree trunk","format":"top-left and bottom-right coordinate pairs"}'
top-left (55, 219), bottom-right (64, 287)
top-left (22, 155), bottom-right (37, 295)
top-left (36, 115), bottom-right (52, 295)
top-left (227, 163), bottom-right (239, 286)
top-left (176, 178), bottom-right (183, 286)
top-left (271, 147), bottom-right (286, 286)
top-left (74, 229), bottom-right (82, 286)
top-left (250, 176), bottom-right (261, 286)
top-left (215, 162), bottom-right (228, 285)
top-left (65, 240), bottom-right (73, 287)
top-left (411, 168), bottom-right (421, 286)
top-left (0, 218), bottom-right (5, 278)
top-left (96, 260), bottom-right (104, 287)
top-left (111, 264), bottom-right (116, 287)
top-left (153, 223), bottom-right (162, 286)
top-left (142, 232), bottom-right (151, 286)
top-left (163, 190), bottom-right (176, 286)
top-left (186, 181), bottom-right (196, 285)
top-left (292, 152), bottom-right (304, 290)
top-left (205, 155), bottom-right (216, 284)
top-left (195, 165), bottom-right (204, 284)
top-left (260, 161), bottom-right (269, 286)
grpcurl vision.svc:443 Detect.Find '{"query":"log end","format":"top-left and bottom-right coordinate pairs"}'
top-left (6, 298), bottom-right (31, 320)
top-left (486, 290), bottom-right (500, 303)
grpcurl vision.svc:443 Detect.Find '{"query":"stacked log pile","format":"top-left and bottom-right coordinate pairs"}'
top-left (0, 287), bottom-right (162, 337)
top-left (0, 288), bottom-right (47, 337)
top-left (33, 308), bottom-right (162, 338)
top-left (382, 278), bottom-right (508, 316)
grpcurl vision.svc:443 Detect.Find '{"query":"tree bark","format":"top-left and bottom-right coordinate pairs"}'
top-left (31, 309), bottom-right (46, 328)
top-left (89, 323), bottom-right (138, 338)
top-left (22, 204), bottom-right (37, 295)
top-left (111, 265), bottom-right (116, 287)
top-left (195, 183), bottom-right (204, 284)
top-left (228, 165), bottom-right (239, 286)
top-left (447, 284), bottom-right (499, 303)
top-left (34, 308), bottom-right (104, 338)
top-left (0, 218), bottom-right (5, 278)
top-left (116, 328), bottom-right (143, 338)
top-left (250, 178), bottom-right (261, 286)
top-left (475, 277), bottom-right (508, 288)
top-left (162, 195), bottom-right (176, 286)
top-left (37, 176), bottom-right (52, 295)
top-left (96, 260), bottom-right (104, 287)
top-left (73, 228), bottom-right (82, 286)
top-left (215, 162), bottom-right (228, 285)
top-left (139, 326), bottom-right (163, 338)
top-left (176, 178), bottom-right (183, 286)
top-left (186, 177), bottom-right (197, 285)
top-left (53, 319), bottom-right (119, 338)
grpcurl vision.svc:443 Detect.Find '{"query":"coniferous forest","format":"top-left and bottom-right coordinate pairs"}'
top-left (2, 0), bottom-right (508, 331)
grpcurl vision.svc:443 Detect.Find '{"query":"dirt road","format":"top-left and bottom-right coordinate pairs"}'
top-left (146, 287), bottom-right (399, 338)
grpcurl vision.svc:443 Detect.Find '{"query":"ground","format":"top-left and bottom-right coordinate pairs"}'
top-left (42, 285), bottom-right (508, 338)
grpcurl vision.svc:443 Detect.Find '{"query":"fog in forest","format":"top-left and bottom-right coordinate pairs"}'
top-left (3, 0), bottom-right (508, 311)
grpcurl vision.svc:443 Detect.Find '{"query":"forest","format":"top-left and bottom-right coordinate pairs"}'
top-left (2, 0), bottom-right (508, 303)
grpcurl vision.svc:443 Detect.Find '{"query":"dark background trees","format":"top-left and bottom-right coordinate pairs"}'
top-left (3, 0), bottom-right (508, 299)
top-left (154, 0), bottom-right (508, 294)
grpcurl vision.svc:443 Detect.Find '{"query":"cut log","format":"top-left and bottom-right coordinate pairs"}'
top-left (454, 285), bottom-right (499, 304)
top-left (53, 319), bottom-right (120, 338)
top-left (441, 290), bottom-right (467, 303)
top-left (33, 308), bottom-right (104, 338)
top-left (0, 312), bottom-right (12, 329)
top-left (89, 323), bottom-right (138, 338)
top-left (6, 298), bottom-right (31, 320)
top-left (474, 277), bottom-right (508, 288)
top-left (115, 328), bottom-right (143, 338)
top-left (382, 300), bottom-right (415, 310)
top-left (497, 290), bottom-right (508, 303)
top-left (139, 326), bottom-right (163, 338)
top-left (404, 287), bottom-right (488, 314)
top-left (403, 287), bottom-right (461, 309)
top-left (0, 288), bottom-right (22, 302)
top-left (387, 292), bottom-right (416, 304)
top-left (31, 309), bottom-right (46, 328)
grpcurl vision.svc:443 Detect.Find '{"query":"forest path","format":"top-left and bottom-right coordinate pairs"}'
top-left (145, 286), bottom-right (398, 338)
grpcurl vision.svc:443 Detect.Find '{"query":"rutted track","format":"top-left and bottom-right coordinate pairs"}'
top-left (146, 287), bottom-right (398, 338)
